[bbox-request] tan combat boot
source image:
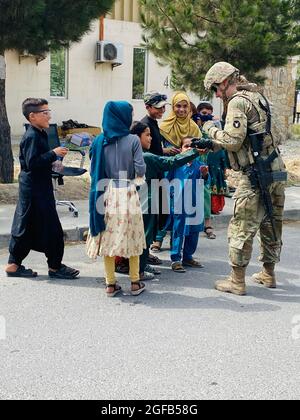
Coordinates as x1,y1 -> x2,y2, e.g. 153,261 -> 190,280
215,266 -> 246,296
252,263 -> 276,288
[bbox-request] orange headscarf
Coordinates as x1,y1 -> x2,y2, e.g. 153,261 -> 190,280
160,92 -> 201,147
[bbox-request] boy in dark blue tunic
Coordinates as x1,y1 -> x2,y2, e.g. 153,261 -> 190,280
5,98 -> 79,279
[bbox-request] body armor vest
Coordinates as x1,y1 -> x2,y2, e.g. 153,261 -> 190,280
226,89 -> 284,172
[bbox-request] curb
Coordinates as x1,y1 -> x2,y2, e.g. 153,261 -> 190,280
1,210 -> 300,251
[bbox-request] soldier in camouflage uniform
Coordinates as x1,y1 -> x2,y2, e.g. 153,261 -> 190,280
203,62 -> 287,296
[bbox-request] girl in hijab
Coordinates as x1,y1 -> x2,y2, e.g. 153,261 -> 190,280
160,92 -> 201,149
151,92 -> 202,253
87,101 -> 146,297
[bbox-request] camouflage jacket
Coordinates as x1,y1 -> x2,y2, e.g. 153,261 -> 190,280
205,85 -> 285,172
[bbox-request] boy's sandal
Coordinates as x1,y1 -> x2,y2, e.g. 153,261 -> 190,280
147,254 -> 163,265
49,265 -> 80,280
204,227 -> 216,240
131,281 -> 146,296
182,259 -> 204,268
6,265 -> 38,278
106,283 -> 122,297
150,242 -> 162,253
171,262 -> 186,273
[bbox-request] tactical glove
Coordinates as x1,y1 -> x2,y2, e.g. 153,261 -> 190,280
191,138 -> 214,150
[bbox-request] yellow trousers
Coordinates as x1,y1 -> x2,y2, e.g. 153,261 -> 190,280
104,256 -> 140,285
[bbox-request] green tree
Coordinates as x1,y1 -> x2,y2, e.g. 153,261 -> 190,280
140,0 -> 300,94
0,0 -> 115,183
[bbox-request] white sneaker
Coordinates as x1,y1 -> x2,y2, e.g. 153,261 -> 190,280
145,265 -> 161,275
140,272 -> 155,281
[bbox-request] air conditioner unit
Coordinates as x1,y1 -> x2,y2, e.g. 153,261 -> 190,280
96,41 -> 124,66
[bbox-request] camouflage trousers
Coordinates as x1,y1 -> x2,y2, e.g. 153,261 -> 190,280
228,175 -> 285,268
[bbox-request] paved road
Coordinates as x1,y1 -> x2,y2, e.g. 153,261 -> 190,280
0,224 -> 299,400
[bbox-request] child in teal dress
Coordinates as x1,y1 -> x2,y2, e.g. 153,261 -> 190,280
165,137 -> 206,273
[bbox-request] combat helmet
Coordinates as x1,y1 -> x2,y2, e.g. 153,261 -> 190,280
204,62 -> 239,91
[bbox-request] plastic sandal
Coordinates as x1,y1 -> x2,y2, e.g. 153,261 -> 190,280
6,265 -> 38,278
182,259 -> 204,268
140,272 -> 155,281
147,254 -> 163,265
106,283 -> 122,297
171,262 -> 186,273
49,265 -> 80,280
144,265 -> 161,275
131,281 -> 146,296
150,242 -> 162,253
204,227 -> 216,240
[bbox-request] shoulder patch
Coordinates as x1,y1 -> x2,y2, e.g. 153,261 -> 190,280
233,120 -> 241,129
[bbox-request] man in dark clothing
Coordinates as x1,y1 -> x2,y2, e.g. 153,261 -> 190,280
142,92 -> 178,157
141,92 -> 175,267
141,91 -> 167,156
5,98 -> 79,280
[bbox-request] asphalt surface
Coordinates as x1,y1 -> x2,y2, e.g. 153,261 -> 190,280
0,223 -> 299,400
